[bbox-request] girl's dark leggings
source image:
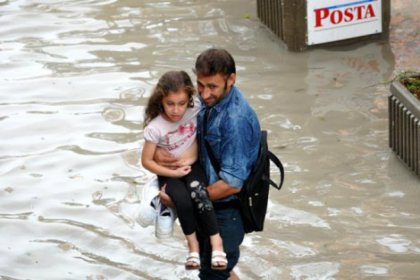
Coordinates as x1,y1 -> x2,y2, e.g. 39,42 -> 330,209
158,161 -> 219,236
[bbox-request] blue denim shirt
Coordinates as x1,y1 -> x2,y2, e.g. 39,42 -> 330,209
197,85 -> 261,201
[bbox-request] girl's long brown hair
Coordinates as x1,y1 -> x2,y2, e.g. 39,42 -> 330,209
144,70 -> 195,127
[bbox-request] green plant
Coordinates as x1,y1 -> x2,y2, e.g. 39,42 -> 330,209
396,70 -> 420,100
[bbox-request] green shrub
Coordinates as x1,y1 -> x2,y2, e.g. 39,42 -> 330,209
397,71 -> 420,100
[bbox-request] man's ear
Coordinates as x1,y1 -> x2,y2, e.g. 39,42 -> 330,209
228,73 -> 236,87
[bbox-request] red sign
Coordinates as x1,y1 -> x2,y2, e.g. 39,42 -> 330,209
315,4 -> 376,28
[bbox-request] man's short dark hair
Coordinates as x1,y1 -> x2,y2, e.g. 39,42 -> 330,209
194,48 -> 236,77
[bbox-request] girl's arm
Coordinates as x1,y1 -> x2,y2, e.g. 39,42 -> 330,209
142,141 -> 191,178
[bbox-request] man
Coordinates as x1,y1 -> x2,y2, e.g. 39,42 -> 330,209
158,48 -> 260,279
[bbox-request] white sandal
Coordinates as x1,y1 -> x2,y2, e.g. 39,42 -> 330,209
185,252 -> 201,270
211,251 -> 228,270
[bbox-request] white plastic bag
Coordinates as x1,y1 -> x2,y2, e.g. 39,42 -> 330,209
136,176 -> 160,227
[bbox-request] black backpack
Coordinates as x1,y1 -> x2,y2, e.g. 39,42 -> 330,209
205,130 -> 285,233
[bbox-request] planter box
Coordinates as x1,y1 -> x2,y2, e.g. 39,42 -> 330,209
389,80 -> 420,177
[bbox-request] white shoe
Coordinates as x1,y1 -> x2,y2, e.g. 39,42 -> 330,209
136,177 -> 160,228
137,195 -> 159,227
155,204 -> 177,239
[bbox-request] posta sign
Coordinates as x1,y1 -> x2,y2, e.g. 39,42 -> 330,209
307,0 -> 382,45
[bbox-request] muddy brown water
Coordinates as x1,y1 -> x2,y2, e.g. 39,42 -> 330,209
1,0 -> 419,279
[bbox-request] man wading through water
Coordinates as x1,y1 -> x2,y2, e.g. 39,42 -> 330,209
156,48 -> 261,279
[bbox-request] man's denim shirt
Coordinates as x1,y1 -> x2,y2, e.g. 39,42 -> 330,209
197,85 -> 261,202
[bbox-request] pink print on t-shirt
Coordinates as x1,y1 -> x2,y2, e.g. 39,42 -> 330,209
164,121 -> 196,152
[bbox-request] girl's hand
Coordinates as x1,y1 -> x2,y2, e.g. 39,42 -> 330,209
173,165 -> 191,177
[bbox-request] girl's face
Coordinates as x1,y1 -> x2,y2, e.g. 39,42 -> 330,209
161,90 -> 189,122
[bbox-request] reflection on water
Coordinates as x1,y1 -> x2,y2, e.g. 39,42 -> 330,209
1,0 -> 419,279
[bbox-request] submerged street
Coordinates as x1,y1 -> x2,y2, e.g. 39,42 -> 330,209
0,0 -> 419,279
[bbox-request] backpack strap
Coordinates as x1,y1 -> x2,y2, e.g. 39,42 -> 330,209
205,140 -> 220,174
267,150 -> 284,190
203,108 -> 221,174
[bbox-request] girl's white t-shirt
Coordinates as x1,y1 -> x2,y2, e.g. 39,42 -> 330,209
143,97 -> 201,157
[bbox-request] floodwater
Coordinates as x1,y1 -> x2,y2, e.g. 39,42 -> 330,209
1,0 -> 419,279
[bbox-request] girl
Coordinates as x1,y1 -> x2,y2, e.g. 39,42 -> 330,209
141,70 -> 227,270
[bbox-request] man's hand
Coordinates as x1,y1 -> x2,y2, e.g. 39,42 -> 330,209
154,147 -> 180,168
207,179 -> 241,201
159,185 -> 174,207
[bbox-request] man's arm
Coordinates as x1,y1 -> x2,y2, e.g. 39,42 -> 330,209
153,146 -> 180,168
215,114 -> 259,194
207,179 -> 240,201
142,142 -> 191,178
